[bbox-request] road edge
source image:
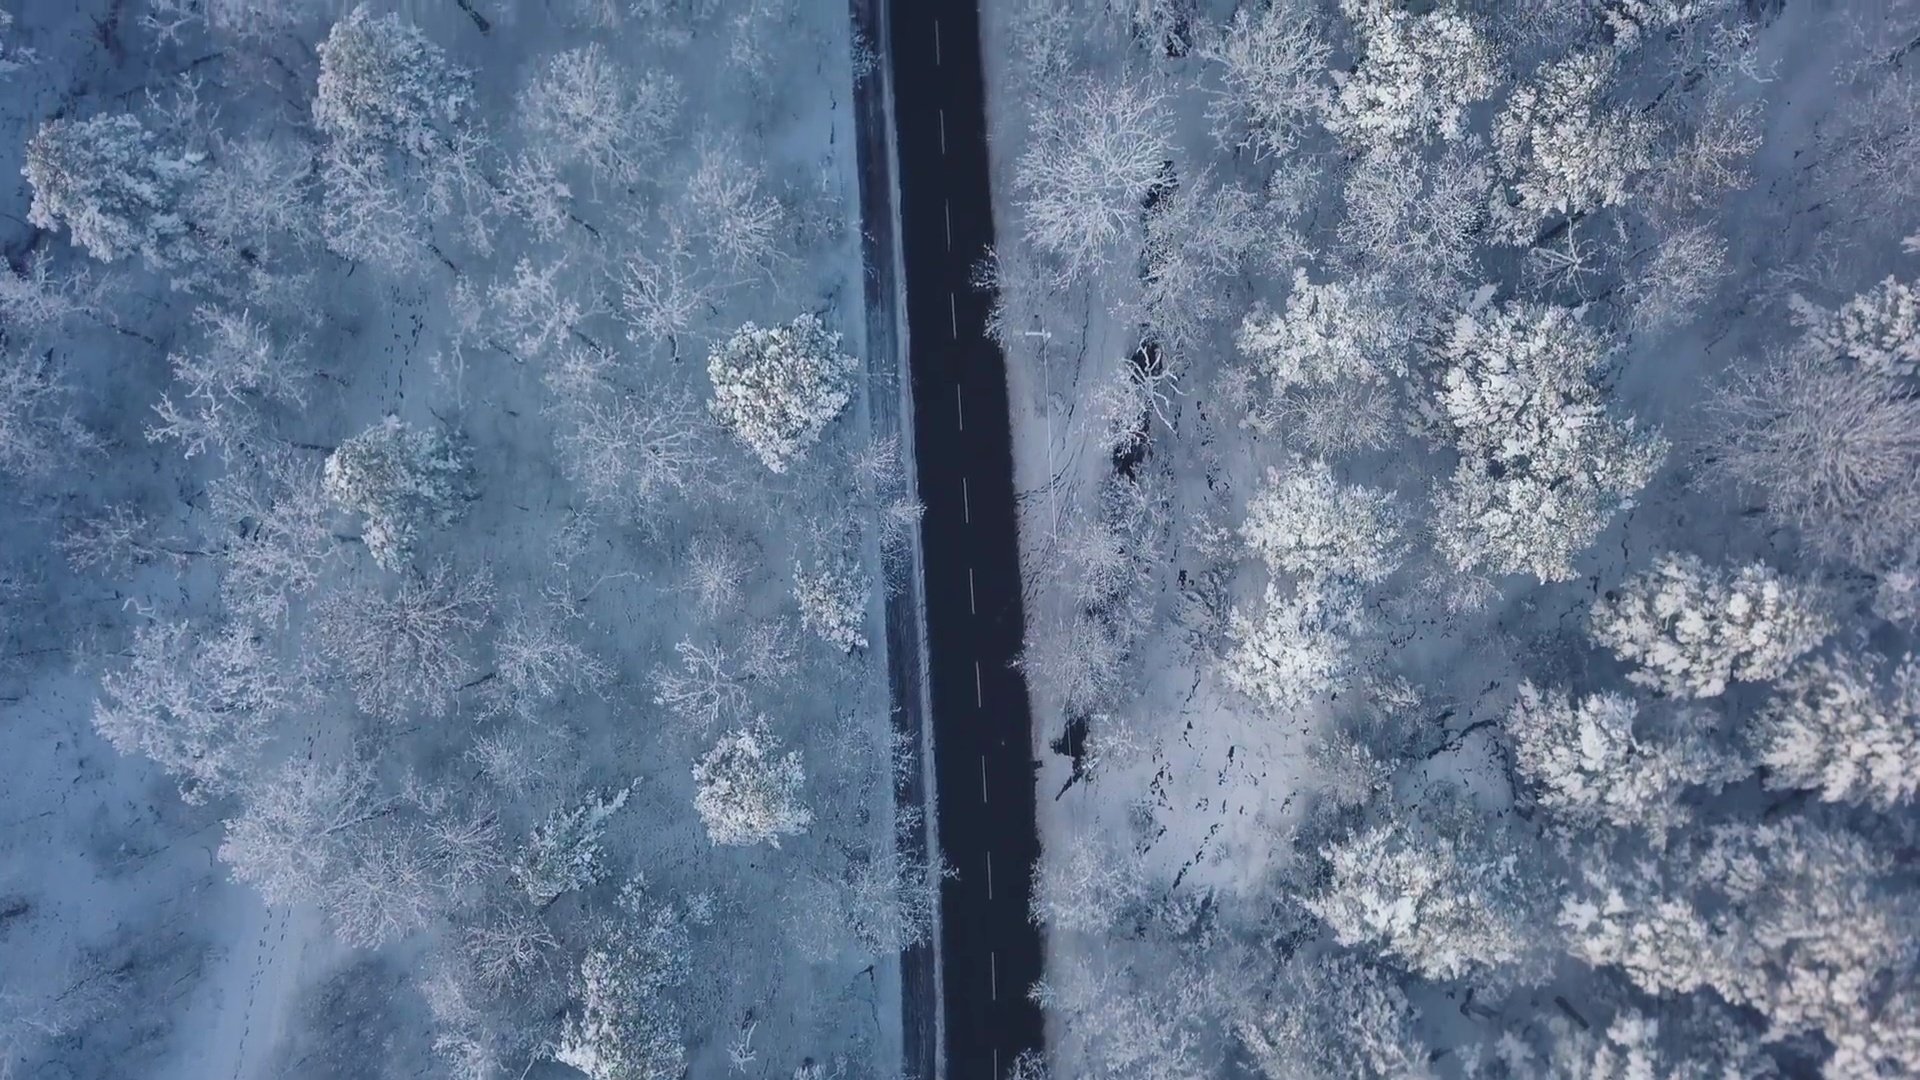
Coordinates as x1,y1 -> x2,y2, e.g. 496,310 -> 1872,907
847,2 -> 944,1079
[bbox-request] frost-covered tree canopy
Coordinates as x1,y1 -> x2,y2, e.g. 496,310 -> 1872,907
1752,651 -> 1920,809
692,718 -> 812,847
1235,270 -> 1411,392
1013,74 -> 1173,278
1240,457 -> 1405,584
1308,801 -> 1552,987
324,416 -> 473,570
24,113 -> 195,265
1490,50 -> 1658,244
556,881 -> 697,1080
1235,953 -> 1430,1080
314,4 -> 472,157
93,621 -> 310,805
1222,579 -> 1368,711
1326,0 -> 1501,147
1589,553 -> 1831,699
706,314 -> 857,474
1432,300 -> 1666,582
1504,682 -> 1741,839
1563,818 -> 1920,1077
793,560 -> 870,652
513,787 -> 631,905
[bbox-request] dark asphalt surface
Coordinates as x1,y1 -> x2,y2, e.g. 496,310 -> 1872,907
883,0 -> 1048,1075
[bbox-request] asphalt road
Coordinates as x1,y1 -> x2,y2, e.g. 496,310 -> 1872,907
883,0 -> 1048,1075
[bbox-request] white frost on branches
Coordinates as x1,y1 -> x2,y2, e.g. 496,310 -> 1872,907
314,4 -> 471,159
692,718 -> 812,847
1793,275 -> 1920,378
1753,652 -> 1920,809
1326,0 -> 1501,148
24,113 -> 195,266
1504,682 -> 1740,839
316,563 -> 494,720
93,621 -> 310,805
555,881 -> 697,1080
1013,74 -> 1173,281
1308,803 -> 1551,987
1431,301 -> 1665,583
517,44 -> 677,189
1240,457 -> 1405,585
1222,580 -> 1368,711
707,314 -> 856,474
324,416 -> 472,570
1235,270 -> 1412,393
1588,554 -> 1831,699
1235,953 -> 1430,1080
1489,50 -> 1658,245
1562,818 -> 1920,1078
793,561 -> 869,653
1200,1 -> 1331,159
513,786 -> 631,905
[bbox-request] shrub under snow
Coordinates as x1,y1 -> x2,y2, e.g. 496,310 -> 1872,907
324,416 -> 473,570
793,561 -> 870,652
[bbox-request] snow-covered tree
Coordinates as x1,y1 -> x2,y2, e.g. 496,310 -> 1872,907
706,314 -> 856,474
1223,580 -> 1368,711
676,137 -> 788,279
1431,300 -> 1666,582
1200,1 -> 1331,158
1588,554 -> 1831,699
1626,224 -> 1727,335
555,881 -> 698,1080
1308,801 -> 1553,987
314,4 -> 471,159
513,786 -> 631,906
1504,682 -> 1741,840
148,306 -> 308,460
1563,818 -> 1920,1077
488,256 -> 593,360
1136,168 -> 1264,353
1752,652 -> 1920,809
1338,140 -> 1489,292
1326,0 -> 1501,148
184,135 -> 317,255
1030,834 -> 1150,933
1702,338 -> 1920,568
517,44 -> 677,189
793,561 -> 869,652
1512,1006 -> 1779,1080
692,718 -> 811,847
1489,50 -> 1658,245
1235,953 -> 1431,1080
1795,275 -> 1920,378
324,416 -> 473,570
551,378 -> 716,521
0,347 -> 94,479
93,620 -> 311,804
1013,74 -> 1173,281
219,755 -> 389,911
23,113 -> 196,266
316,563 -> 493,720
1236,270 -> 1412,393
209,450 -> 340,625
1240,457 -> 1406,584
486,607 -> 613,720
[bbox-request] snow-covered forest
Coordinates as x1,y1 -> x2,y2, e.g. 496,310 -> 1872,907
0,1 -> 927,1077
982,1 -> 1920,1078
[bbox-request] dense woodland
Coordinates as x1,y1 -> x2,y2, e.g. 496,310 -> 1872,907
0,2 -> 926,1078
986,1 -> 1920,1078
